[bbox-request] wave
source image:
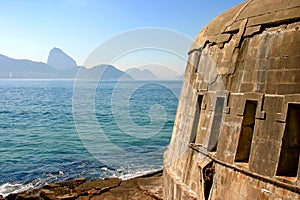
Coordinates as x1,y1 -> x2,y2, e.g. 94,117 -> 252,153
0,168 -> 161,197
0,182 -> 35,197
115,168 -> 162,180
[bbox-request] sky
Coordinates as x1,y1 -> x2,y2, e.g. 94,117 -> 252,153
0,0 -> 245,72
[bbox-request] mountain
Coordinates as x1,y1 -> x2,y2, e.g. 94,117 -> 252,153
125,68 -> 158,80
134,65 -> 184,80
47,48 -> 77,71
0,53 -> 132,80
0,54 -> 57,78
78,65 -> 133,80
0,48 -> 183,80
173,75 -> 184,80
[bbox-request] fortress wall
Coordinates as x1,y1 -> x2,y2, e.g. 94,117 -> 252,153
164,0 -> 300,199
210,164 -> 300,200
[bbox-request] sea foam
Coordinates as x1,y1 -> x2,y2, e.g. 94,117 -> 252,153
0,182 -> 34,197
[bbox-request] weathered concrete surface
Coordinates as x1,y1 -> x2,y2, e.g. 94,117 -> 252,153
5,172 -> 163,200
164,0 -> 300,199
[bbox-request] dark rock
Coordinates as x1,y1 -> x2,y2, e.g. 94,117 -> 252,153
76,178 -> 121,191
5,172 -> 163,200
5,193 -> 17,200
43,184 -> 60,189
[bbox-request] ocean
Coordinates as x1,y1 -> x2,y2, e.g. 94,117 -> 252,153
0,80 -> 181,197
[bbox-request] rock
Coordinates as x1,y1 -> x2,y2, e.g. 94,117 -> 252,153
6,171 -> 163,200
76,178 -> 121,191
39,189 -> 54,194
76,196 -> 90,200
56,193 -> 78,200
137,177 -> 163,199
43,184 -> 60,189
47,47 -> 77,71
5,193 -> 17,200
74,177 -> 86,182
40,189 -> 55,199
6,193 -> 42,200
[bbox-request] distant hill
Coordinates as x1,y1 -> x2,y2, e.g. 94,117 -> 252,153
0,48 -> 183,80
0,54 -> 57,78
135,65 -> 184,80
78,65 -> 133,80
47,47 -> 77,71
0,54 -> 132,80
0,49 -> 135,80
173,74 -> 184,80
125,68 -> 158,80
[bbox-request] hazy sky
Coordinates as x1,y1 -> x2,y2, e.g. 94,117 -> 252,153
0,0 -> 244,69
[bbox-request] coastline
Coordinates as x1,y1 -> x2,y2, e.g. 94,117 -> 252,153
1,170 -> 163,200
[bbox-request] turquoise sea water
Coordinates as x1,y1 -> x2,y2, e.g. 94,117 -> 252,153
0,80 -> 181,196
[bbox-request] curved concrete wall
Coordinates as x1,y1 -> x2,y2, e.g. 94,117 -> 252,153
164,0 -> 300,199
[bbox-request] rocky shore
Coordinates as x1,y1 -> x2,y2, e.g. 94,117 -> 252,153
1,171 -> 163,200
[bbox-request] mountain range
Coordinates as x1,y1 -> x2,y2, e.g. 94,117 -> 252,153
0,48 -> 183,80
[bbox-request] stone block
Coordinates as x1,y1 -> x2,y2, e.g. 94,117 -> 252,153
279,42 -> 300,57
257,70 -> 267,83
247,185 -> 261,200
278,57 -> 289,70
282,69 -> 299,83
295,85 -> 300,94
270,0 -> 298,11
247,7 -> 300,27
269,37 -> 281,57
238,3 -> 266,20
242,70 -> 253,83
239,182 -> 248,197
223,20 -> 242,33
231,70 -> 243,90
240,83 -> 254,92
248,13 -> 274,27
265,84 -> 277,94
257,59 -> 269,71
250,140 -> 279,176
238,39 -> 250,60
285,55 -> 300,70
255,83 -> 266,93
217,33 -> 232,44
278,84 -> 297,95
244,25 -> 261,37
228,76 -> 238,93
246,45 -> 259,59
294,29 -> 300,43
217,51 -> 224,62
248,34 -> 261,47
268,57 -> 280,70
259,189 -> 273,200
274,7 -> 300,25
231,182 -> 241,195
235,60 -> 245,71
266,70 -> 283,83
244,59 -> 257,71
281,29 -> 296,43
295,71 -> 300,83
